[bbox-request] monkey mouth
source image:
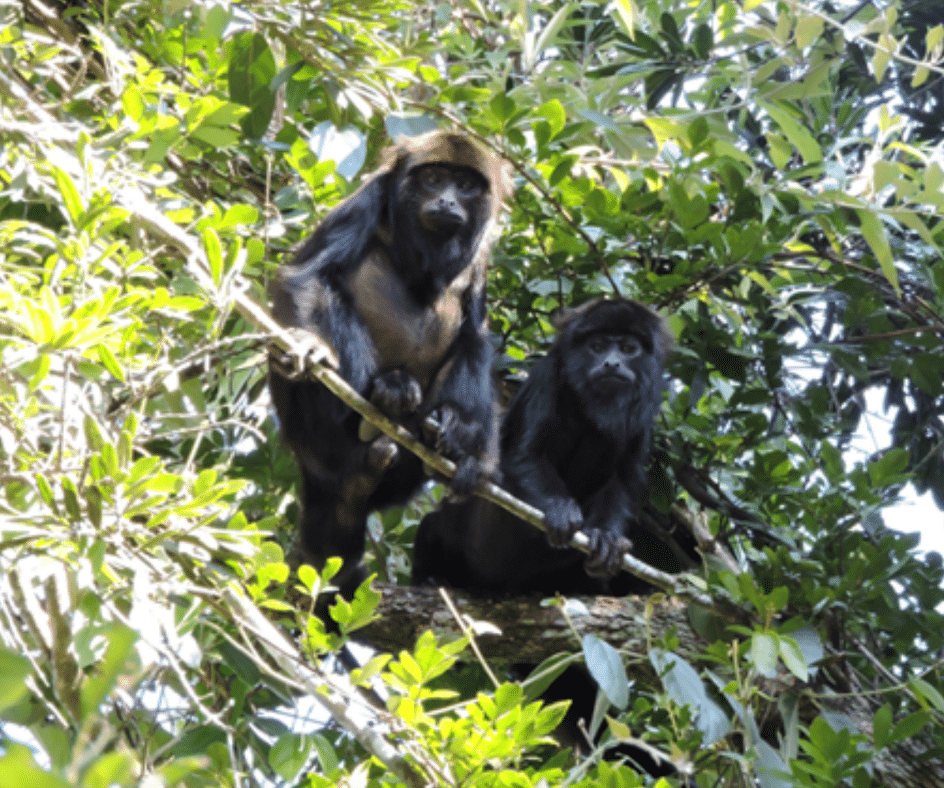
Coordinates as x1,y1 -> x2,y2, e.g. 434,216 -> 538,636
589,373 -> 633,396
420,210 -> 464,234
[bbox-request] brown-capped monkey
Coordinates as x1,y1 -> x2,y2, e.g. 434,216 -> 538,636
269,130 -> 512,598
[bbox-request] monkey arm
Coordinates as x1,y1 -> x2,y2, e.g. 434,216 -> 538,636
423,285 -> 498,492
501,371 -> 586,547
272,260 -> 378,395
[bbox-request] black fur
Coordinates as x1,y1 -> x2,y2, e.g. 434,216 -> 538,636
411,297 -> 676,775
412,297 -> 671,595
270,131 -> 510,598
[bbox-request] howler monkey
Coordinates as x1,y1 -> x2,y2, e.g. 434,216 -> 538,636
412,297 -> 671,595
269,130 -> 512,598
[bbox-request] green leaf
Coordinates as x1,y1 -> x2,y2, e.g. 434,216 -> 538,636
687,116 -> 709,148
310,733 -> 339,773
172,725 -> 227,758
269,733 -> 312,782
790,626 -> 824,672
610,0 -> 635,37
203,228 -> 224,286
795,15 -> 824,48
534,3 -> 576,59
490,94 -> 516,123
0,744 -> 73,788
778,636 -> 808,681
873,704 -> 892,749
536,99 -> 566,140
888,710 -> 930,743
0,648 -> 31,711
51,166 -> 83,224
909,677 -> 944,713
857,209 -> 899,294
751,632 -> 779,678
83,752 -> 135,788
761,102 -> 822,164
755,740 -> 792,788
868,448 -> 910,486
84,486 -> 103,529
228,31 -> 276,138
583,634 -> 628,709
692,23 -> 713,59
190,125 -> 241,148
650,648 -> 730,744
218,642 -> 261,685
96,344 -> 125,382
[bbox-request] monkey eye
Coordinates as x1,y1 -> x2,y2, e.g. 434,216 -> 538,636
455,175 -> 483,196
419,167 -> 445,188
620,338 -> 642,356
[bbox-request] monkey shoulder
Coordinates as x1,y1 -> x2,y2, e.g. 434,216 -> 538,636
343,249 -> 473,388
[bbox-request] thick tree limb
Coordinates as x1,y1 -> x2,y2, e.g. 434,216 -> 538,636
357,583 -> 944,788
357,582 -> 697,666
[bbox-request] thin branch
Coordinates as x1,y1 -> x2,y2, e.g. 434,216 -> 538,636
790,0 -> 944,78
220,586 -> 433,788
437,586 -> 501,689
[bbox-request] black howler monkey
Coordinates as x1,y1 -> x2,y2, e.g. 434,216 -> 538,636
270,130 -> 512,598
412,297 -> 672,595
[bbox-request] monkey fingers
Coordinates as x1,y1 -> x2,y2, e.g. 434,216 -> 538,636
366,435 -> 399,471
338,435 -> 401,506
424,406 -> 480,456
271,327 -> 339,377
543,498 -> 584,548
583,531 -> 633,578
424,406 -> 488,492
370,369 -> 423,418
448,455 -> 485,496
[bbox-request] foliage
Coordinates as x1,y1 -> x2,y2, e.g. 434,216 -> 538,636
1,0 -> 944,786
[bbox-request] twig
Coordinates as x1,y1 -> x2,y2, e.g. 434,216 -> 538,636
437,586 -> 501,689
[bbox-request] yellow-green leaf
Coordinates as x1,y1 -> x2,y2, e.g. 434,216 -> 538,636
857,210 -> 899,294
762,102 -> 822,164
795,15 -> 824,49
203,228 -> 224,285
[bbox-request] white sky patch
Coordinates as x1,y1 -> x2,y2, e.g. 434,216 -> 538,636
853,389 -> 944,556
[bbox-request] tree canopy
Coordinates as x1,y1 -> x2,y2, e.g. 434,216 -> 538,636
1,1 -> 944,786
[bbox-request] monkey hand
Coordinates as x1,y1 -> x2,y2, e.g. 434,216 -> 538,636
583,530 -> 633,578
370,369 -> 422,419
544,498 -> 584,548
424,406 -> 488,495
271,327 -> 339,377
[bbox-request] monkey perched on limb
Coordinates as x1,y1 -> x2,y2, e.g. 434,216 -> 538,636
413,297 -> 672,595
269,130 -> 512,598
412,297 -> 681,780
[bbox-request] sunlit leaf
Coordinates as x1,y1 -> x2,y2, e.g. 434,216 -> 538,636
583,634 -> 628,709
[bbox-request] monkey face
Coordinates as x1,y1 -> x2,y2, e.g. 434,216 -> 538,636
581,334 -> 644,396
574,334 -> 645,398
409,164 -> 487,235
